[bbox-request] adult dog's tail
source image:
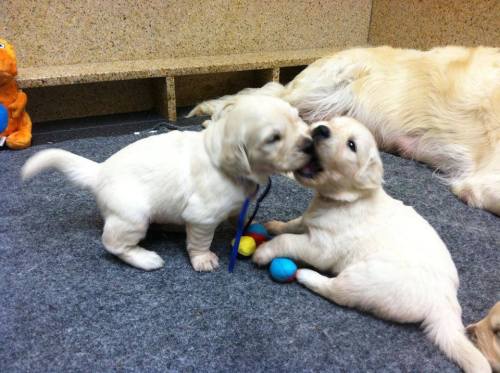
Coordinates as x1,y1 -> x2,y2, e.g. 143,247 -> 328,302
423,300 -> 491,372
22,149 -> 100,190
187,82 -> 286,119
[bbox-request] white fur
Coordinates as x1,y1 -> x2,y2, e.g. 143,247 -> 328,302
190,46 -> 500,216
253,117 -> 491,373
22,96 -> 311,271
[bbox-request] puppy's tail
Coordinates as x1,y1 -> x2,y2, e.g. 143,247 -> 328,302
22,149 -> 100,190
423,299 -> 491,373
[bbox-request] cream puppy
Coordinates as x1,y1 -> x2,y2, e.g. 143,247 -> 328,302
252,117 -> 491,372
22,96 -> 312,272
189,46 -> 500,216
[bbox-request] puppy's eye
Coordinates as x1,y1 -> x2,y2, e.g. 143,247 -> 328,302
0,44 -> 4,49
266,133 -> 281,144
347,139 -> 357,152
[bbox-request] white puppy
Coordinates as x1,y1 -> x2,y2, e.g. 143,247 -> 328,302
22,96 -> 312,271
190,46 -> 500,216
252,117 -> 491,372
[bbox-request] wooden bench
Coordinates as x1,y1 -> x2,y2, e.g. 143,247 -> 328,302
17,48 -> 336,122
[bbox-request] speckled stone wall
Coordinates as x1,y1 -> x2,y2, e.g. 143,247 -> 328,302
3,0 -> 371,68
26,80 -> 155,123
2,0 -> 371,122
369,0 -> 500,48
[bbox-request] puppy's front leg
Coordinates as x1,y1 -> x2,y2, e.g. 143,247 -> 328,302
252,233 -> 311,266
186,223 -> 219,272
265,217 -> 306,235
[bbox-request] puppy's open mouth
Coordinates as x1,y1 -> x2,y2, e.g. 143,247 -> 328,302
295,150 -> 323,179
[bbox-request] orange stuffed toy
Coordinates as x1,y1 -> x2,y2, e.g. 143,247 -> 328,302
0,38 -> 32,149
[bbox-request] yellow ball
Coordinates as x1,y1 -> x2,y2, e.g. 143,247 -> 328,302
231,236 -> 257,257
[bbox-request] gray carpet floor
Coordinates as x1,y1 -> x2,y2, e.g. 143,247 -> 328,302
1,119 -> 499,372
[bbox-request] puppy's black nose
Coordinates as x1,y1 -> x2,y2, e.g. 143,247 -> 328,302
312,125 -> 330,141
301,137 -> 314,154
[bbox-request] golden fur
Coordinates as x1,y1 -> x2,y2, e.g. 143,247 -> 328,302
467,302 -> 500,372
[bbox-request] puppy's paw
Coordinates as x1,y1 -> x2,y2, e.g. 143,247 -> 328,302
122,249 -> 165,271
296,269 -> 328,291
252,243 -> 275,266
190,251 -> 220,272
264,220 -> 287,235
296,268 -> 319,284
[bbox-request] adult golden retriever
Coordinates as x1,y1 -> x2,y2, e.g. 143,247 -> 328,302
191,46 -> 500,216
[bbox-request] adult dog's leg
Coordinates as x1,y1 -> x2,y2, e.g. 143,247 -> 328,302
186,223 -> 219,272
451,151 -> 500,216
102,215 -> 164,271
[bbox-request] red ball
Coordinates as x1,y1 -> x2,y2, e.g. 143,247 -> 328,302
244,232 -> 267,246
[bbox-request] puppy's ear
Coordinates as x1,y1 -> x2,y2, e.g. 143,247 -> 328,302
203,110 -> 252,178
355,149 -> 383,190
212,101 -> 236,121
219,141 -> 252,177
466,323 -> 478,342
200,100 -> 235,126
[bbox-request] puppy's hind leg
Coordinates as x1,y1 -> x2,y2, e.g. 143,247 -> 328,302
296,269 -> 351,306
186,223 -> 219,272
298,263 -> 423,323
102,215 -> 164,271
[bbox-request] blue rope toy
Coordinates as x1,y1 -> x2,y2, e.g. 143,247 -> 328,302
228,178 -> 272,272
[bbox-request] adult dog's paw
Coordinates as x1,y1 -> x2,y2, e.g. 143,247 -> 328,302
190,251 -> 220,272
264,220 -> 287,235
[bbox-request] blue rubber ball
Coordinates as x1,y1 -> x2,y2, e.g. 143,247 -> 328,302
0,103 -> 8,133
245,223 -> 269,238
269,258 -> 297,283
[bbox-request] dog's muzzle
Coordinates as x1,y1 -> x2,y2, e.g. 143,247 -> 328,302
295,142 -> 323,179
300,137 -> 314,154
312,125 -> 330,142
